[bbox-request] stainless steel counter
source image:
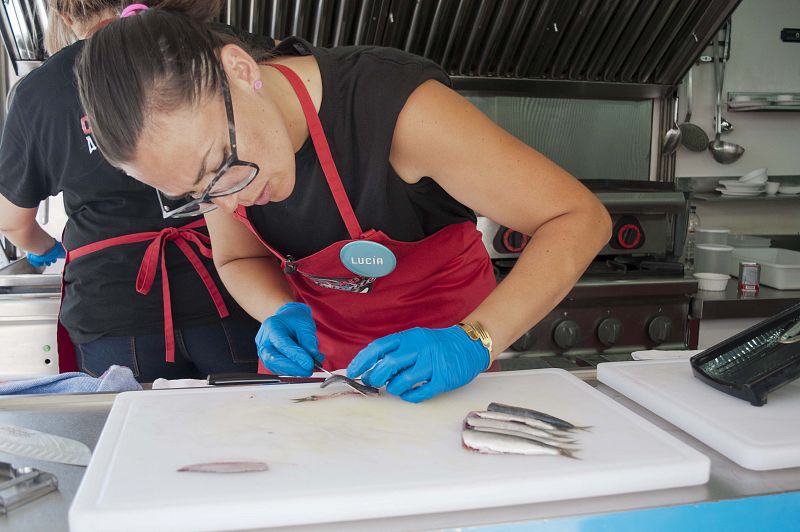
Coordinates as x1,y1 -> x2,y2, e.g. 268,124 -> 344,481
0,375 -> 797,532
691,280 -> 800,320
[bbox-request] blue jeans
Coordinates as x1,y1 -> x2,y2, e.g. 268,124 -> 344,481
76,316 -> 259,382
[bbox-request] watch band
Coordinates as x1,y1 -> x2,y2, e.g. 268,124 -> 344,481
457,321 -> 494,367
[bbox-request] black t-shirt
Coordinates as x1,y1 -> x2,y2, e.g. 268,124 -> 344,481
247,38 -> 475,259
0,41 -> 251,343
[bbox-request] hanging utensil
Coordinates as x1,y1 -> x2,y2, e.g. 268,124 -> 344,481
678,68 -> 709,151
661,95 -> 682,155
708,30 -> 744,164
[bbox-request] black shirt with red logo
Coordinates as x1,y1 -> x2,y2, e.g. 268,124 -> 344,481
0,40 -> 255,343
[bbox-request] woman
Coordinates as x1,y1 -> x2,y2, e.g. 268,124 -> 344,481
77,1 -> 611,401
0,0 -> 271,381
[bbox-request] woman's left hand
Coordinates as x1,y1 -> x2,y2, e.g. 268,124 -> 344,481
346,326 -> 489,403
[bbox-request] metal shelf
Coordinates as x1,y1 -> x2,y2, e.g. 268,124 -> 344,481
727,92 -> 800,111
692,192 -> 800,201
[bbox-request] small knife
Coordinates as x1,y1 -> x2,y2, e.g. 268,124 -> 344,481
206,373 -> 326,386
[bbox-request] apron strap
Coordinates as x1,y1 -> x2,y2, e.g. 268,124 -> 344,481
66,219 -> 229,363
265,63 -> 364,240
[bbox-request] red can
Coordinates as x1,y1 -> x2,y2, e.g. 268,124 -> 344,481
738,262 -> 760,293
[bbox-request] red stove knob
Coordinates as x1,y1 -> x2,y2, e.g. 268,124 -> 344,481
501,229 -> 530,253
611,215 -> 645,250
617,223 -> 642,249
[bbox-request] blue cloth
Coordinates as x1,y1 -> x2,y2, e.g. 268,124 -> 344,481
347,326 -> 490,403
0,365 -> 141,395
256,302 -> 324,377
26,241 -> 66,267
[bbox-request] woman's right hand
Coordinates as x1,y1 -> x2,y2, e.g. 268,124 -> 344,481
256,302 -> 323,376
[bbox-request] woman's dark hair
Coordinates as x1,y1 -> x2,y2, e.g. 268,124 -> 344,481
76,0 -> 260,167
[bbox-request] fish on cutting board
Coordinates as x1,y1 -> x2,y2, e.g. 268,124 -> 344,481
488,402 -> 592,431
177,461 -> 269,473
462,403 -> 585,458
461,428 -> 578,459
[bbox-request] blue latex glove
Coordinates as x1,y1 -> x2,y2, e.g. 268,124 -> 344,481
256,302 -> 324,376
347,326 -> 490,403
26,241 -> 66,267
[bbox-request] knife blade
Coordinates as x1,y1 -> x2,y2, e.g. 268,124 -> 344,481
206,373 -> 326,386
0,424 -> 91,466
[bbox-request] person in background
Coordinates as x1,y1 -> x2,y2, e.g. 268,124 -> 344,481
77,1 -> 612,401
0,0 -> 274,382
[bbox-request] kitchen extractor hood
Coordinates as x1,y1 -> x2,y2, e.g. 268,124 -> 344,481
221,0 -> 743,99
1,0 -> 742,99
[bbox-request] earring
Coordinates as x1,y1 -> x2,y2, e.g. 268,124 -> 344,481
253,79 -> 263,90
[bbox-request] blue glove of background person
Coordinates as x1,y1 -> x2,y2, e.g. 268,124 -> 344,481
26,241 -> 66,267
256,302 -> 324,376
347,326 -> 490,403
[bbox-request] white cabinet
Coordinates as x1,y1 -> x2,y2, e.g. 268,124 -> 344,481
0,294 -> 60,376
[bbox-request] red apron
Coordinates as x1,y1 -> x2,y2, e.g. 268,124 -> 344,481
234,64 -> 496,371
57,219 -> 229,371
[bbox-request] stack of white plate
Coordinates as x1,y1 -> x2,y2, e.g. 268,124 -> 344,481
715,167 -> 768,197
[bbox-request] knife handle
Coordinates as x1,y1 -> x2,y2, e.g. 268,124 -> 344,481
206,373 -> 280,385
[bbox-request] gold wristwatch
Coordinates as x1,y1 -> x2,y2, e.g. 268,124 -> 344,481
457,321 -> 494,367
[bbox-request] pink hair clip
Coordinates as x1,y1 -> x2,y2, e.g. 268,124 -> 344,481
121,3 -> 149,18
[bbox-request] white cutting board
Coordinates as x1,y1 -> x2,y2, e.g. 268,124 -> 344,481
597,360 -> 800,471
69,369 -> 709,532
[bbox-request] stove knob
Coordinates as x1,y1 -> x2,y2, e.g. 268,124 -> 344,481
553,320 -> 581,350
611,215 -> 645,250
597,318 -> 623,347
501,229 -> 530,253
647,316 -> 673,345
511,330 -> 536,351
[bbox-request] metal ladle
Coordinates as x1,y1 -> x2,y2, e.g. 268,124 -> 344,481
708,37 -> 744,164
662,96 -> 681,155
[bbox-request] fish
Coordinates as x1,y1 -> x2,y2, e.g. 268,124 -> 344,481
470,409 -> 565,433
464,413 -> 577,446
487,402 -> 591,431
318,374 -> 381,396
461,428 -> 577,459
291,391 -> 367,403
177,461 -> 269,473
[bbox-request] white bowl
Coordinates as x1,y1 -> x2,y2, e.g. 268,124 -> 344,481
778,184 -> 800,195
765,182 -> 780,195
693,273 -> 730,291
738,168 -> 768,183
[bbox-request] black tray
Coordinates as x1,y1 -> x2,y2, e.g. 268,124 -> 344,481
690,302 -> 800,406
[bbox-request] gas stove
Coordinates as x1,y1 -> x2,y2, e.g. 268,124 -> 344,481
478,182 -> 697,366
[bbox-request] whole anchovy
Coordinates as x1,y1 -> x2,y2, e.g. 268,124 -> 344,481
487,402 -> 591,431
465,413 -> 577,445
462,428 -> 577,459
177,461 -> 269,473
318,374 -> 380,396
471,409 -> 563,433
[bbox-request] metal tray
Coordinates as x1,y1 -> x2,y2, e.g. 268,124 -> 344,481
691,302 -> 800,406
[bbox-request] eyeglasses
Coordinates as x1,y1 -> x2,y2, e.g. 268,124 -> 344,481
157,68 -> 260,218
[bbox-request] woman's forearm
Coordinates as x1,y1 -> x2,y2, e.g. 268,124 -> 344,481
0,223 -> 56,256
463,203 -> 611,359
216,256 -> 296,322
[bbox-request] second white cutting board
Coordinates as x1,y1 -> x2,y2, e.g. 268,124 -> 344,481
598,359 -> 800,471
70,369 -> 709,532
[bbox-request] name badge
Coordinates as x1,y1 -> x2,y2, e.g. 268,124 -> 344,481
340,241 -> 396,278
